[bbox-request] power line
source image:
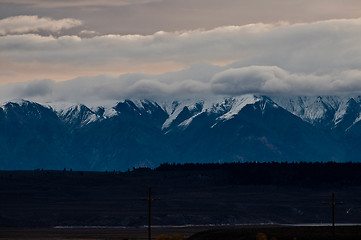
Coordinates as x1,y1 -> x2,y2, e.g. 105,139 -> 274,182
142,187 -> 160,240
323,192 -> 343,240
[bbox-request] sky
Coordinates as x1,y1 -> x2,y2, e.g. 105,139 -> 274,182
1,0 -> 361,103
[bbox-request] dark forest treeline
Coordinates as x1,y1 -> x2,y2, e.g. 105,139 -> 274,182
2,161 -> 361,186
155,161 -> 361,186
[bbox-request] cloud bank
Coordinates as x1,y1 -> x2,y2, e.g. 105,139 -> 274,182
1,0 -> 161,8
0,16 -> 82,35
2,65 -> 361,104
2,18 -> 361,72
211,66 -> 361,96
2,17 -> 361,101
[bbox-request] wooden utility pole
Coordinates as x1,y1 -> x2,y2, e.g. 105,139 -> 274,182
323,192 -> 342,240
143,187 -> 160,240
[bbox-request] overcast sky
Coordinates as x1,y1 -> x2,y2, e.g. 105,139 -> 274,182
1,0 -> 361,102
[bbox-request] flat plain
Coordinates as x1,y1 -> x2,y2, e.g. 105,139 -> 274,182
2,163 -> 361,239
2,225 -> 361,240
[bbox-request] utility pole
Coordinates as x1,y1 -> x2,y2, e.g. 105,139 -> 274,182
143,187 -> 160,240
323,192 -> 342,240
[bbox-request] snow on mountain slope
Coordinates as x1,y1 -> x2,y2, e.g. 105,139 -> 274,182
273,96 -> 340,124
272,96 -> 361,130
7,95 -> 361,132
2,95 -> 361,170
58,105 -> 101,127
161,95 -> 261,130
1,100 -> 54,120
161,99 -> 203,130
216,95 -> 260,121
47,99 -> 167,128
0,96 -> 279,131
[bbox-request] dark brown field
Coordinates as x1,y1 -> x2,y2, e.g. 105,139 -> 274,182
188,225 -> 361,240
2,164 -> 361,239
0,225 -> 212,240
1,225 -> 361,240
2,166 -> 361,227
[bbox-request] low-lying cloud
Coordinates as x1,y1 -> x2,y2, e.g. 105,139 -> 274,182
2,65 -> 361,104
211,66 -> 361,96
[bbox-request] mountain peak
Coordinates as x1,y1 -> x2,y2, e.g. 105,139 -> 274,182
1,95 -> 361,170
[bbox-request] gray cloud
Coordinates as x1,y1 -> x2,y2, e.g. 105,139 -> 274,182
0,15 -> 82,35
0,79 -> 55,101
0,0 -> 162,8
1,18 -> 361,73
0,64 -> 218,103
3,0 -> 361,36
49,68 -> 215,102
19,79 -> 55,97
79,30 -> 99,37
2,18 -> 361,101
2,65 -> 361,105
211,66 -> 361,96
211,66 -> 282,95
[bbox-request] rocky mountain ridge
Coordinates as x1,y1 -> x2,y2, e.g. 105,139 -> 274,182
1,95 -> 361,170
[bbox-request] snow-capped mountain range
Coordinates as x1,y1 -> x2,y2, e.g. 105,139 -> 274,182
2,95 -> 361,170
